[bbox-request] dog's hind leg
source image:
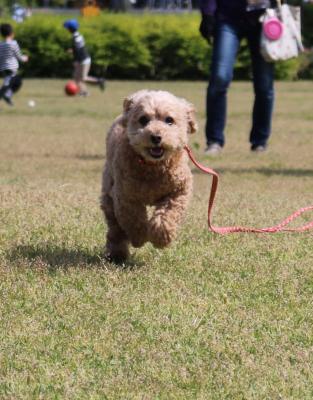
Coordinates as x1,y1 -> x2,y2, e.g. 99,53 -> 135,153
101,194 -> 130,263
114,201 -> 149,248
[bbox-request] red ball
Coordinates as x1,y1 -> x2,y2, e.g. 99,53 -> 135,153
65,81 -> 79,96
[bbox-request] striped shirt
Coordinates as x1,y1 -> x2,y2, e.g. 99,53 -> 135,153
0,39 -> 24,72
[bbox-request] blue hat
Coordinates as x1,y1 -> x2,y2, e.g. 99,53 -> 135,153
63,19 -> 79,31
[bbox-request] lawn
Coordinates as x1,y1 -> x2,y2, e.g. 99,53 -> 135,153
1,79 -> 313,399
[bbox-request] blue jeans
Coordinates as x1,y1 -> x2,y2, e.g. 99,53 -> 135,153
0,70 -> 15,100
205,18 -> 274,147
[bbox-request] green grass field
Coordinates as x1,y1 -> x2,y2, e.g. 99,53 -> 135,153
1,79 -> 313,399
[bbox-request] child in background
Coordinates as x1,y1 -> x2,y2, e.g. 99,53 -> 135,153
63,19 -> 105,96
0,23 -> 28,106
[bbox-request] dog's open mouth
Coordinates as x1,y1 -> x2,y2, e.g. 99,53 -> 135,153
148,147 -> 164,159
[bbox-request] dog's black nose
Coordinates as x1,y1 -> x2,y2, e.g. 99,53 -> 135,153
150,135 -> 162,145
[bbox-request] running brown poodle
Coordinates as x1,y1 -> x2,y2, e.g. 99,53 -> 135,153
100,90 -> 197,262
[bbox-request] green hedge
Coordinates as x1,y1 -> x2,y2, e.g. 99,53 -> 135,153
1,13 -> 312,80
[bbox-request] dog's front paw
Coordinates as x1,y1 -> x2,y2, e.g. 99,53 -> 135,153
148,216 -> 176,248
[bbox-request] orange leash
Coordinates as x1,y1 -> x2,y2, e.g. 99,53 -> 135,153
184,145 -> 313,234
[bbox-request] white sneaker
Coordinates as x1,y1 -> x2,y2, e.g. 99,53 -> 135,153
204,143 -> 222,156
251,144 -> 267,153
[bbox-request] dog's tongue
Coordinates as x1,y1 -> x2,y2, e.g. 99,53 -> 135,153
149,147 -> 164,158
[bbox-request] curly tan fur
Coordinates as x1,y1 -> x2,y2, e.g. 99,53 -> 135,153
100,90 -> 197,263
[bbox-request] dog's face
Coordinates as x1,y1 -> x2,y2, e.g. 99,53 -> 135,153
122,90 -> 197,163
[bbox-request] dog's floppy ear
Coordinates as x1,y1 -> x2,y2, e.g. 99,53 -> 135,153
121,95 -> 135,126
122,90 -> 148,126
123,95 -> 134,114
184,101 -> 198,134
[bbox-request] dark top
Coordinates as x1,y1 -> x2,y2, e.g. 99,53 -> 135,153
199,0 -> 271,17
72,31 -> 90,63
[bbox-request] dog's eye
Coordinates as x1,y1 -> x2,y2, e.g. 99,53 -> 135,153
165,116 -> 174,125
139,116 -> 150,127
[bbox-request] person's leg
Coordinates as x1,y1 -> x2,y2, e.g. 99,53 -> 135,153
82,61 -> 105,91
83,62 -> 96,83
247,25 -> 274,149
205,21 -> 241,148
0,71 -> 15,105
73,62 -> 88,95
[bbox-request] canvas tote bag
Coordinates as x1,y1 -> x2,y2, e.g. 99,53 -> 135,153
260,0 -> 304,62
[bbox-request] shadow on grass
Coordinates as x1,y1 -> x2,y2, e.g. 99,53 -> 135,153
192,167 -> 313,177
7,245 -> 143,272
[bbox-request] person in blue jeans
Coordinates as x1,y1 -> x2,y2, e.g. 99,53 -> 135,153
199,0 -> 275,154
